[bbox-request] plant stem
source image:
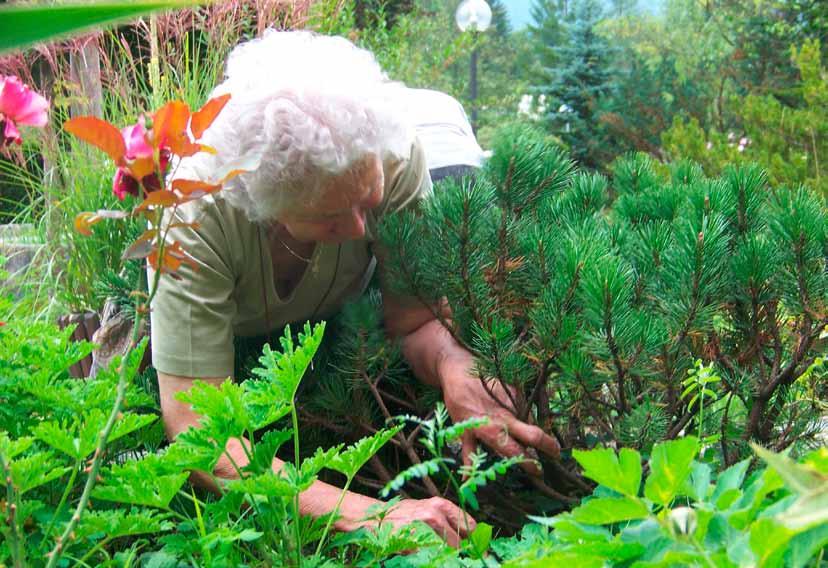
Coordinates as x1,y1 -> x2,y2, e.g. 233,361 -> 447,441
45,308 -> 143,568
291,406 -> 303,568
72,536 -> 112,567
0,452 -> 25,567
46,251 -> 160,568
313,476 -> 354,558
41,458 -> 81,546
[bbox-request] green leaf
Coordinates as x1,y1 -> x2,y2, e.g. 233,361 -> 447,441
75,508 -> 173,541
712,458 -> 751,503
225,472 -> 298,498
749,518 -> 797,567
34,410 -> 156,460
776,489 -> 828,531
571,496 -> 650,525
685,460 -> 712,502
176,380 -> 249,442
573,446 -> 642,497
644,437 -> 699,506
1,451 -> 68,494
787,524 -> 828,568
468,522 -> 492,557
752,443 -> 826,495
0,434 -> 33,459
0,1 -> 204,55
381,458 -> 445,498
251,322 -> 325,405
503,551 -> 606,568
244,429 -> 292,475
93,456 -> 188,509
300,445 -> 343,480
327,425 -> 402,479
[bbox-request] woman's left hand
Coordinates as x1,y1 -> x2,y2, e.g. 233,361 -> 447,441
439,354 -> 560,476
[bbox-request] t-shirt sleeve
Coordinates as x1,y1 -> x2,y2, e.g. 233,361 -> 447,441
149,201 -> 237,379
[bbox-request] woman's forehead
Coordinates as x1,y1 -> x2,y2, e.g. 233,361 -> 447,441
294,157 -> 384,215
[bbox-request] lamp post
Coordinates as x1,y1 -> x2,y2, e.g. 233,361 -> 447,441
455,0 -> 491,134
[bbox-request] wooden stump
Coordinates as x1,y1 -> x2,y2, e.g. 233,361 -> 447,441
57,312 -> 100,378
88,299 -> 151,379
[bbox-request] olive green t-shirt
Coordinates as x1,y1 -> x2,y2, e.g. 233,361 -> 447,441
149,140 -> 432,379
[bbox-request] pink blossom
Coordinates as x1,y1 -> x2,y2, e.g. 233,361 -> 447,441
112,167 -> 142,200
0,75 -> 49,146
111,121 -> 171,200
122,122 -> 153,160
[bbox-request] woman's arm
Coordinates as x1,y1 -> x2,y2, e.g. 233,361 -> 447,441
157,371 -> 473,544
382,295 -> 560,475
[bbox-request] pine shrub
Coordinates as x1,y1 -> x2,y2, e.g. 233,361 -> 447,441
369,124 -> 827,499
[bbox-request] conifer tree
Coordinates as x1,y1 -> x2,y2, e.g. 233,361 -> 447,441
372,124 -> 827,498
534,0 -> 618,167
528,0 -> 567,76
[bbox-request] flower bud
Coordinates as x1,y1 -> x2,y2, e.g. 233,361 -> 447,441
669,506 -> 697,536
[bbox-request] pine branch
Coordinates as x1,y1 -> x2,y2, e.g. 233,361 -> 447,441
673,231 -> 705,351
360,367 -> 440,497
603,286 -> 628,413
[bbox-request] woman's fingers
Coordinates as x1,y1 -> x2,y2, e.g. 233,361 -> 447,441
439,498 -> 477,538
461,430 -> 477,469
475,424 -> 541,476
506,418 -> 561,460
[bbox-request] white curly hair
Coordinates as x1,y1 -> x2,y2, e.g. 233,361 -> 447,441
174,30 -> 413,222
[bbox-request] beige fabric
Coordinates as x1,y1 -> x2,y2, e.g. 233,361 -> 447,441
149,140 -> 432,378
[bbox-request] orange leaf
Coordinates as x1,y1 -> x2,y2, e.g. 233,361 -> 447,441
190,94 -> 231,139
174,139 -> 205,158
166,241 -> 198,269
74,212 -> 102,236
152,101 -> 191,155
136,190 -> 179,211
64,117 -> 126,163
148,241 -> 196,276
172,179 -> 221,196
127,156 -> 156,180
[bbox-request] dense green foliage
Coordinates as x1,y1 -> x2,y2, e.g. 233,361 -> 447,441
379,125 -> 827,485
1,310 -> 826,566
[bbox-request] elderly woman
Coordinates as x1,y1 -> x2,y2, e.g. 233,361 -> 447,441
151,30 -> 559,545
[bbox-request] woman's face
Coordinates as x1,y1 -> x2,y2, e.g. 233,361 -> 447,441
277,154 -> 384,243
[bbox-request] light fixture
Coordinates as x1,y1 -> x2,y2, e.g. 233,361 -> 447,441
455,0 -> 492,32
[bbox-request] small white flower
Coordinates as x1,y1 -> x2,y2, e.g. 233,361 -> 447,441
727,132 -> 736,141
706,141 -> 713,150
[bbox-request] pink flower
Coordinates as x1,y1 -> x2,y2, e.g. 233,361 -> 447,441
0,75 -> 49,146
111,121 -> 170,200
122,122 -> 153,160
112,167 -> 142,200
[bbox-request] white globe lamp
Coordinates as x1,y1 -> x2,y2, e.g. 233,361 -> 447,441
455,0 -> 492,32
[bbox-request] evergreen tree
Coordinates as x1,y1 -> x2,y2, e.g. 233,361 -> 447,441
528,0 -> 567,74
373,125 -> 827,499
489,0 -> 512,38
535,0 -> 618,167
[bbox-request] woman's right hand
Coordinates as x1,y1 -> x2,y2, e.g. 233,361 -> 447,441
343,496 -> 477,548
